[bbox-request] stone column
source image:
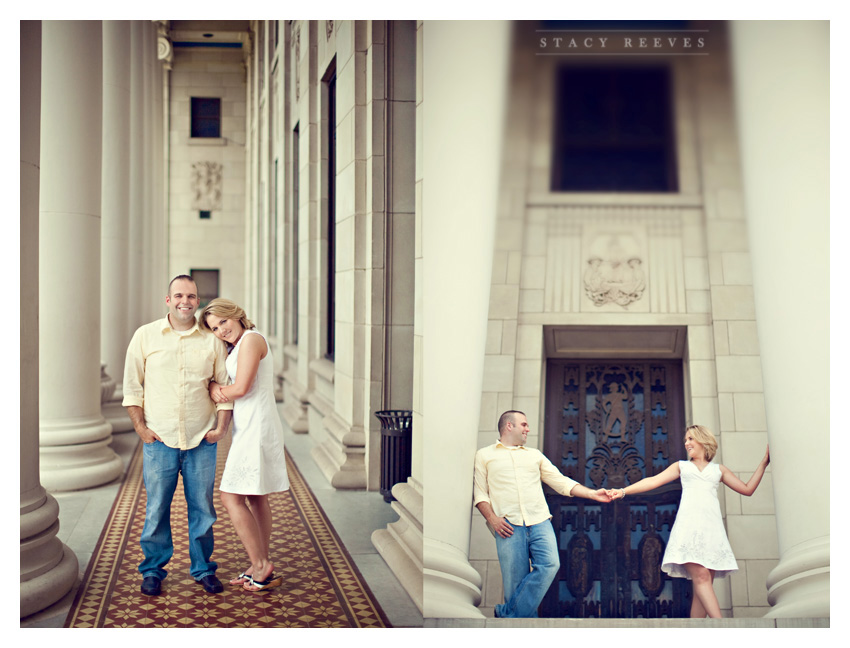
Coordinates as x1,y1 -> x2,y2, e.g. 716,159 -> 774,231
157,21 -> 173,295
142,20 -> 168,319
101,20 -> 133,433
421,21 -> 509,618
730,21 -> 829,617
20,19 -> 80,619
127,21 -> 145,329
152,22 -> 169,310
39,20 -> 123,491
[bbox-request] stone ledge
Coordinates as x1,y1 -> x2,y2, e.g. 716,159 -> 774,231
424,617 -> 829,629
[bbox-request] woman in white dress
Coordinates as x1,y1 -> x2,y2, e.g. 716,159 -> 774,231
200,299 -> 290,593
607,425 -> 769,618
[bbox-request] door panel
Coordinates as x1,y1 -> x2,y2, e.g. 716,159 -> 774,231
540,360 -> 690,618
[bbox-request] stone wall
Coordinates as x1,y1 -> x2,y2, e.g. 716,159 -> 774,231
168,45 -> 247,303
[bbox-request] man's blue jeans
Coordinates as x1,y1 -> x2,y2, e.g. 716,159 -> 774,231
494,520 -> 559,618
139,439 -> 218,581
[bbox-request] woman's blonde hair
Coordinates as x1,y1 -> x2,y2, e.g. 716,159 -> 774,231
685,424 -> 718,462
199,298 -> 255,337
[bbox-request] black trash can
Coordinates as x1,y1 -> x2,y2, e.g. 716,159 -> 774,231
375,409 -> 412,502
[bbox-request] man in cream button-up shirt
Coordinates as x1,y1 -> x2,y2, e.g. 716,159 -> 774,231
123,275 -> 233,597
473,410 -> 611,618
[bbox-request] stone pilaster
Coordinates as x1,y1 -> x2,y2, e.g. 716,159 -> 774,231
368,20 -> 422,611
281,20 -> 313,436
39,20 -> 123,491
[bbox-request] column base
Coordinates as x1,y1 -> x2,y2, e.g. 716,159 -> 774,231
40,436 -> 124,491
20,545 -> 78,619
310,411 -> 366,489
281,372 -> 309,433
424,537 -> 484,619
371,479 -> 423,612
765,535 -> 830,618
20,490 -> 79,618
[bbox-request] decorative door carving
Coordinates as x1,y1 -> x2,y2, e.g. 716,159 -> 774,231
540,360 -> 690,618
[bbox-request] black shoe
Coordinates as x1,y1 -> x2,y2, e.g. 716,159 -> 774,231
197,574 -> 223,594
141,575 -> 162,596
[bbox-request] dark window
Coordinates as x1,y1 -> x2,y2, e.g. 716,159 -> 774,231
292,124 -> 300,345
325,67 -> 336,360
199,210 -> 211,220
551,67 -> 677,192
190,269 -> 219,308
191,97 -> 221,138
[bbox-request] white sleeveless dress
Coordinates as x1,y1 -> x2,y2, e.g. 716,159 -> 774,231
661,460 -> 738,579
219,330 -> 290,495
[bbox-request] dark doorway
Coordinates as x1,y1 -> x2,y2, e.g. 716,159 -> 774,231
540,360 -> 690,618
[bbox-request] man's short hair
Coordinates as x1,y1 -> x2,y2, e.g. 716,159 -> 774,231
498,410 -> 525,436
168,274 -> 196,295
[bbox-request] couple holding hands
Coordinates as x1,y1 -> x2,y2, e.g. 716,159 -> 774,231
473,411 -> 770,619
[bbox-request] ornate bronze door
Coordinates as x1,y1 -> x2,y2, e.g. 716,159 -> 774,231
540,360 -> 690,618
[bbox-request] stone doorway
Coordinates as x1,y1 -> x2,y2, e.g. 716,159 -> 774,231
540,359 -> 691,618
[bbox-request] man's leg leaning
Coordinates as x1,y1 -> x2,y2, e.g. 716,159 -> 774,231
494,524 -> 531,618
496,520 -> 559,618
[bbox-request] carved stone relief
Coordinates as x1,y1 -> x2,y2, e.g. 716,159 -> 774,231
583,233 -> 646,309
541,207 -> 689,314
326,20 -> 334,40
190,162 -> 223,211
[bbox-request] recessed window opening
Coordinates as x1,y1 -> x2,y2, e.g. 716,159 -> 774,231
551,66 -> 678,192
191,97 -> 221,138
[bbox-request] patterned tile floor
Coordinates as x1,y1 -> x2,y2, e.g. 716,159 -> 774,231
22,411 -> 421,629
65,435 -> 387,628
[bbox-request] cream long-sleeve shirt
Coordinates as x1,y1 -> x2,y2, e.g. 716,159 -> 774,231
123,317 -> 232,450
473,440 -> 579,527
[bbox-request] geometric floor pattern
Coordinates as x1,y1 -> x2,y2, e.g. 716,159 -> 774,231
64,435 -> 389,628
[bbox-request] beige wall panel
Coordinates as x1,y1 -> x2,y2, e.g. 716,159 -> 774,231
715,356 -> 763,393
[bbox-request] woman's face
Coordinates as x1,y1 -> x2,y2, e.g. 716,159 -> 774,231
684,431 -> 706,461
205,314 -> 244,345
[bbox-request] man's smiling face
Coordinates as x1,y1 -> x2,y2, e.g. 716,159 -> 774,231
166,278 -> 200,330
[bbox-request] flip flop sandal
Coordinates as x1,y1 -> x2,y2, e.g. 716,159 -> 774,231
243,573 -> 283,592
229,572 -> 250,585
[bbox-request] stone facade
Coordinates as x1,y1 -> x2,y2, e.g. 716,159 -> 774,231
245,20 -> 422,612
469,21 -> 778,618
